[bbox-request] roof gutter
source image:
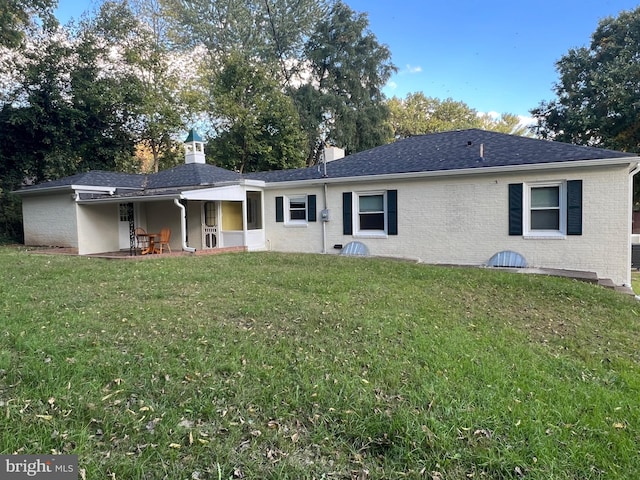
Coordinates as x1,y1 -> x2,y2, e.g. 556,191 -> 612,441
13,184 -> 121,196
71,185 -> 117,194
260,156 -> 640,189
76,194 -> 182,204
174,198 -> 196,253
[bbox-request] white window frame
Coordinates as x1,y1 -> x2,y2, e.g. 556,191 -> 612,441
285,194 -> 308,227
246,192 -> 262,231
524,181 -> 566,239
354,191 -> 387,237
204,201 -> 217,227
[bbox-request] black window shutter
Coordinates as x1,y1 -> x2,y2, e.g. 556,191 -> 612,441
343,192 -> 352,235
308,195 -> 317,222
275,196 -> 284,222
387,189 -> 398,235
567,180 -> 583,235
508,183 -> 523,235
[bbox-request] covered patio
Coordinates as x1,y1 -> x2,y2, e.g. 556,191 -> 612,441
71,180 -> 266,256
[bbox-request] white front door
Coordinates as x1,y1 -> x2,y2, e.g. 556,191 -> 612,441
202,201 -> 218,249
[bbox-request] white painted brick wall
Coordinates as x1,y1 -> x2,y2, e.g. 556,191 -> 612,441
264,188 -> 324,253
22,193 -> 78,247
265,164 -> 632,286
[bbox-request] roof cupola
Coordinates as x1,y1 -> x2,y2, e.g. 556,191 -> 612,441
184,129 -> 206,164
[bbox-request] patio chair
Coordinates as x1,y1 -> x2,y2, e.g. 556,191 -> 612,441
158,228 -> 171,254
134,227 -> 149,253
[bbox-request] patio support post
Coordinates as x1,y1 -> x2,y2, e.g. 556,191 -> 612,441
127,203 -> 136,256
627,162 -> 640,286
242,196 -> 248,248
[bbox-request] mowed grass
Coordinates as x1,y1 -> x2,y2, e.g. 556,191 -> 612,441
1,246 -> 640,479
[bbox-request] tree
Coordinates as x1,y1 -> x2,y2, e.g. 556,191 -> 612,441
0,0 -> 197,240
531,6 -> 640,152
258,0 -> 327,85
388,92 -> 529,138
0,105 -> 32,241
0,3 -> 147,186
162,0 -> 395,164
0,0 -> 56,48
293,1 -> 396,164
206,53 -> 307,173
110,0 -> 192,172
0,32 -> 83,241
1,36 -> 88,182
387,94 -> 478,138
477,112 -> 529,136
161,0 -> 323,81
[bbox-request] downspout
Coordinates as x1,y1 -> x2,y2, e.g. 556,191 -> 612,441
174,198 -> 196,253
322,183 -> 328,254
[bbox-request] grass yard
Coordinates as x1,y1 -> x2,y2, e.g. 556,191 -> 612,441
1,246 -> 640,479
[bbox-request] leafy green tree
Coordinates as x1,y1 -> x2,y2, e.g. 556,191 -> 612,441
1,37 -> 84,182
294,1 -> 395,164
477,112 -> 529,136
0,34 -> 79,241
163,0 -> 395,165
0,106 -> 30,241
110,0 -> 191,172
531,6 -> 640,151
73,4 -> 144,171
387,94 -> 477,138
162,0 -> 323,79
388,92 -> 529,138
257,0 -> 326,85
0,0 -> 56,48
0,5 -> 142,187
206,53 -> 307,173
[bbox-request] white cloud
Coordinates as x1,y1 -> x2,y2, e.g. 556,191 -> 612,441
478,111 -> 535,126
403,64 -> 422,74
386,81 -> 398,90
517,115 -> 536,129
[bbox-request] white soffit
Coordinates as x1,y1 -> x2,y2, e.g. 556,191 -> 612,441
181,185 -> 246,201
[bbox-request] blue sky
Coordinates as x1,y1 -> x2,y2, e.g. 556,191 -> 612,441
55,0 -> 640,118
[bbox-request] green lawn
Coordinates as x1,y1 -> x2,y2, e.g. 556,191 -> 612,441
1,246 -> 640,479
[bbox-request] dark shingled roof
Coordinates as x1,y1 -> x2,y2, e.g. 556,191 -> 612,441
17,163 -> 243,195
19,170 -> 145,191
146,163 -> 243,189
17,130 -> 636,195
246,129 -> 634,183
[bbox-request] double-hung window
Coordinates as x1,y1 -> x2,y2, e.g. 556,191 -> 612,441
357,192 -> 386,233
342,190 -> 398,236
529,184 -> 562,232
288,195 -> 307,223
275,194 -> 317,225
509,180 -> 582,238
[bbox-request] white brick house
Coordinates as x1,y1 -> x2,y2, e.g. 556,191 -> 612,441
14,129 -> 640,287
